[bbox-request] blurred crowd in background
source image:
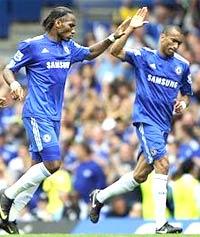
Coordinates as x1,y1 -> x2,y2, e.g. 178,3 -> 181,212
0,0 -> 200,223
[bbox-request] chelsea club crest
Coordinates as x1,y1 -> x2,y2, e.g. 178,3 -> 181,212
43,134 -> 51,143
175,66 -> 182,75
64,46 -> 70,54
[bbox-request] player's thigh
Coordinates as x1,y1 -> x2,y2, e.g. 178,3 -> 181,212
135,122 -> 167,164
154,156 -> 169,174
23,117 -> 61,162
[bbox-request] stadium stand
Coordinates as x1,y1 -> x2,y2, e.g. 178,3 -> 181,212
0,0 -> 9,38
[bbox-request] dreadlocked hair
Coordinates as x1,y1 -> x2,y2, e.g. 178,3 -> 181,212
42,6 -> 73,32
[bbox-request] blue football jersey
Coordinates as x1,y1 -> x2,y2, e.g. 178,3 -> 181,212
125,47 -> 192,132
7,34 -> 91,120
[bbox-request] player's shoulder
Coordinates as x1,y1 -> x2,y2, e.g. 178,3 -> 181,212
135,47 -> 157,57
125,47 -> 156,58
142,47 -> 157,55
18,35 -> 45,51
125,47 -> 142,56
61,39 -> 80,55
66,39 -> 82,48
22,35 -> 45,46
174,53 -> 190,65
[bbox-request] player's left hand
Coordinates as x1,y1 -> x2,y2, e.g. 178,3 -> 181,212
0,97 -> 8,108
174,100 -> 187,114
113,17 -> 132,39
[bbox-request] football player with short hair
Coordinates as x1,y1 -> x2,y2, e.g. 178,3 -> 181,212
89,7 -> 192,234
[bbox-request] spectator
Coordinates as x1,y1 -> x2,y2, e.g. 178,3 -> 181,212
73,142 -> 106,203
106,196 -> 129,218
171,159 -> 200,219
43,167 -> 72,221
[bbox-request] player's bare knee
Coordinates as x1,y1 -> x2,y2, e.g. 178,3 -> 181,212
134,163 -> 153,183
163,164 -> 169,174
134,175 -> 147,183
134,172 -> 149,183
44,160 -> 61,174
154,157 -> 169,175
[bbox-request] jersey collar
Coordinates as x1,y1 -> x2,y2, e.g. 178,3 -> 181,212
44,33 -> 62,44
157,50 -> 173,60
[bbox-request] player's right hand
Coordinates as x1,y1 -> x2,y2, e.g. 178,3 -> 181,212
113,17 -> 132,39
130,7 -> 149,29
10,81 -> 24,101
0,97 -> 8,108
174,100 -> 187,114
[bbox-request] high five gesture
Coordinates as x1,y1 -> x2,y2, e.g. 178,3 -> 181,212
110,7 -> 149,60
129,7 -> 149,29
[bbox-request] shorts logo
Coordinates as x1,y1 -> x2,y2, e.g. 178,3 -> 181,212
150,148 -> 157,156
43,134 -> 51,143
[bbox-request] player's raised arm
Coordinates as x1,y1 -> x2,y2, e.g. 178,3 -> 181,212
86,17 -> 131,60
110,7 -> 148,61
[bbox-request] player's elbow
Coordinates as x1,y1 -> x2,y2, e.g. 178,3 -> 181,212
110,47 -> 118,57
2,67 -> 12,82
2,67 -> 8,76
110,47 -> 124,61
86,50 -> 100,60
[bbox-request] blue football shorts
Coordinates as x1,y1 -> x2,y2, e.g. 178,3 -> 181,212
23,117 -> 61,162
135,122 -> 169,164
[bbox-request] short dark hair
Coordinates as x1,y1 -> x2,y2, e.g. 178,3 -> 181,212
162,25 -> 182,35
78,142 -> 92,155
42,6 -> 73,32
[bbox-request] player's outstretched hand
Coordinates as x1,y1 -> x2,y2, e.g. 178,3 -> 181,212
113,17 -> 132,39
0,97 -> 8,108
130,7 -> 149,29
